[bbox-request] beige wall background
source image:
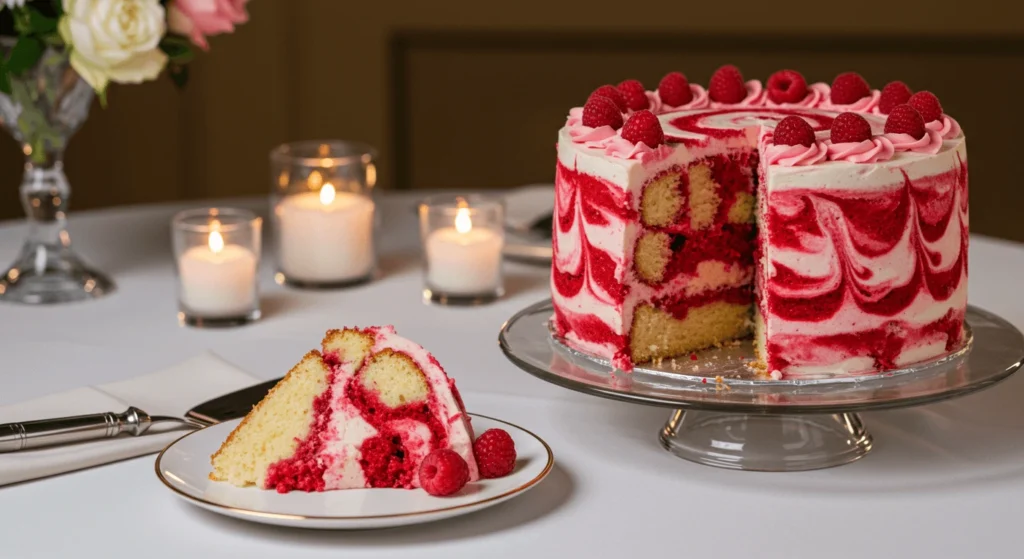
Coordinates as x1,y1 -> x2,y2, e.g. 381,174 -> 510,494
2,0 -> 1022,239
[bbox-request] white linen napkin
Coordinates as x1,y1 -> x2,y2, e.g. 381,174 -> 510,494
0,352 -> 260,487
504,184 -> 554,231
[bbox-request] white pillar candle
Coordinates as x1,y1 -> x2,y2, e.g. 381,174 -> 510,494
276,184 -> 375,283
178,230 -> 258,316
425,208 -> 503,294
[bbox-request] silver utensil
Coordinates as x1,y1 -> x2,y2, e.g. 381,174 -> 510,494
0,407 -> 205,453
0,377 -> 283,453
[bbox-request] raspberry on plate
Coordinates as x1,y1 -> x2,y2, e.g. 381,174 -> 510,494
908,91 -> 943,123
830,72 -> 871,105
878,81 -> 913,115
473,428 -> 517,479
767,69 -> 808,104
884,104 -> 927,139
773,116 -> 816,147
658,72 -> 692,107
617,79 -> 650,111
419,449 -> 470,497
589,84 -> 628,113
830,112 -> 873,144
620,110 -> 665,148
582,95 -> 624,129
709,64 -> 747,104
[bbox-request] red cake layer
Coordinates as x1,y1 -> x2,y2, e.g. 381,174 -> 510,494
264,374 -> 335,493
653,285 -> 753,321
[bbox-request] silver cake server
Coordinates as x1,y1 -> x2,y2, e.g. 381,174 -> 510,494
0,376 -> 283,453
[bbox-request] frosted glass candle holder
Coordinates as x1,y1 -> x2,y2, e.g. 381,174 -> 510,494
270,140 -> 378,288
172,208 -> 262,327
419,195 -> 505,305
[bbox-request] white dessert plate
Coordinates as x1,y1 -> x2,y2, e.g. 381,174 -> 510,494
155,414 -> 553,530
503,184 -> 553,264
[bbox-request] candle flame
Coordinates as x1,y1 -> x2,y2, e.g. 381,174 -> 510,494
455,207 -> 472,234
320,182 -> 336,205
208,230 -> 225,254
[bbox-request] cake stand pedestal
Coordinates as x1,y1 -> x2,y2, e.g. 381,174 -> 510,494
498,301 -> 1024,472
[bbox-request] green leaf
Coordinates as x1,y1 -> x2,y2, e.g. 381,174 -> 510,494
169,64 -> 189,89
26,6 -> 58,34
160,35 -> 195,64
6,36 -> 45,75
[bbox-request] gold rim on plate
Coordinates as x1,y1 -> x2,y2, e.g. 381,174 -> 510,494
154,413 -> 554,522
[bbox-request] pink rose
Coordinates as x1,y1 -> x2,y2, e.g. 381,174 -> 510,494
168,0 -> 249,50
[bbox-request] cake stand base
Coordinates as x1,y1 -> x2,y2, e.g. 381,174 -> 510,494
659,410 -> 873,471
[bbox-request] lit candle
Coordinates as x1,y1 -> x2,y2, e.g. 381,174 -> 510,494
275,182 -> 375,283
178,225 -> 258,317
425,205 -> 503,294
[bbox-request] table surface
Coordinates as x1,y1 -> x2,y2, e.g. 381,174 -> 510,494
2,194 -> 1023,559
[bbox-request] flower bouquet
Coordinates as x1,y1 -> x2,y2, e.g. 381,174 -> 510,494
0,0 -> 248,304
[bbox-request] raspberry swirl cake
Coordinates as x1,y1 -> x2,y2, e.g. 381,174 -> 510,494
211,326 -> 479,492
552,66 -> 968,379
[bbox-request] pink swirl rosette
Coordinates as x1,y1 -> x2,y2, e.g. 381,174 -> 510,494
925,115 -> 962,139
826,137 -> 896,163
645,84 -> 710,114
882,130 -> 944,155
820,89 -> 881,113
709,80 -> 768,109
565,108 -> 671,163
764,141 -> 828,167
765,82 -> 831,109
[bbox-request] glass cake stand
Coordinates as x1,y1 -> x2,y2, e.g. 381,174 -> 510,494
498,300 -> 1024,471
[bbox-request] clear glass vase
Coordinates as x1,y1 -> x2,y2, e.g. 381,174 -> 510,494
0,47 -> 114,304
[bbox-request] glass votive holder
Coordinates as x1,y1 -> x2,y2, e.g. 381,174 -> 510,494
172,208 -> 262,327
270,140 -> 378,288
419,195 -> 505,305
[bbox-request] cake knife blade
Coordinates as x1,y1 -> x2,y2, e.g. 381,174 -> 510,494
184,377 -> 282,425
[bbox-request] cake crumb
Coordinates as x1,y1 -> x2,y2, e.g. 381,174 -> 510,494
691,365 -> 700,372
770,369 -> 783,381
689,353 -> 698,361
714,375 -> 731,391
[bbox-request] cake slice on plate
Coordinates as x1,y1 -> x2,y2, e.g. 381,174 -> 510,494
210,326 -> 479,493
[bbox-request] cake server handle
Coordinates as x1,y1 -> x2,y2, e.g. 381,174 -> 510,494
0,407 -> 163,453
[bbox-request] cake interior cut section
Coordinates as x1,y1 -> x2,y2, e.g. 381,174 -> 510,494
210,326 -> 478,492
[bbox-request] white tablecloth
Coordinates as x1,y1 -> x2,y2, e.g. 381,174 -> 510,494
1,194 -> 1023,558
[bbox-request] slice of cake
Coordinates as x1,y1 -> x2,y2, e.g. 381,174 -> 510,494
210,326 -> 479,492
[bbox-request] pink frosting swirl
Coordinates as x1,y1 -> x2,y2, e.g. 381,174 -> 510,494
765,82 -> 830,109
764,141 -> 828,166
820,88 -> 881,113
645,84 -> 710,114
565,108 -> 672,162
825,137 -> 895,163
709,80 -> 768,109
925,115 -> 962,139
882,130 -> 944,154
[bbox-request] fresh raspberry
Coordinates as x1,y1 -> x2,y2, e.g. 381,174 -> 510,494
766,69 -> 808,104
473,428 -> 517,479
829,72 -> 871,105
830,112 -> 873,143
582,95 -> 623,129
908,91 -> 943,123
878,81 -> 913,115
883,104 -> 926,139
773,116 -> 815,147
620,110 -> 665,148
616,79 -> 650,111
657,72 -> 692,107
589,84 -> 628,113
708,64 -> 747,104
419,449 -> 469,496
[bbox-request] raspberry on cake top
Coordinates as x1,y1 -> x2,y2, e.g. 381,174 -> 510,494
552,66 -> 967,379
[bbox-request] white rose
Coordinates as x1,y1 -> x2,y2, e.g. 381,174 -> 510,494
1,0 -> 28,9
59,0 -> 169,93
